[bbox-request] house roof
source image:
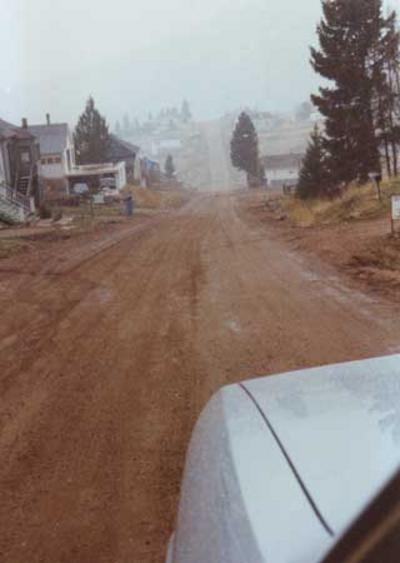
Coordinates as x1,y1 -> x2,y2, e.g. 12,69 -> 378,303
107,135 -> 139,161
0,118 -> 35,141
261,153 -> 304,170
0,118 -> 17,136
27,123 -> 70,155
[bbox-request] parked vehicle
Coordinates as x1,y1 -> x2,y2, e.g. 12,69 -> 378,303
99,177 -> 117,190
167,355 -> 400,563
72,182 -> 89,195
100,186 -> 120,203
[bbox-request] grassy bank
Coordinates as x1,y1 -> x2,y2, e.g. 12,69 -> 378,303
282,179 -> 400,227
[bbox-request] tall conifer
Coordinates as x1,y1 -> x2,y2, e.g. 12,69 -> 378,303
297,126 -> 329,199
230,112 -> 260,187
311,0 -> 388,185
74,97 -> 110,165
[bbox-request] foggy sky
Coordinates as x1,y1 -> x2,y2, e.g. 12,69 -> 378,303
0,0 -> 395,128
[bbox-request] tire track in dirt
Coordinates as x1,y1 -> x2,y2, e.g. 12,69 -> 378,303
1,194 -> 400,562
0,198 -> 211,563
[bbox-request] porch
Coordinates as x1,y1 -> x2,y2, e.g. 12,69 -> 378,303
66,162 -> 127,193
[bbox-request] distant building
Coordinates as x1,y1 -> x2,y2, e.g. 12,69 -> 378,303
28,114 -> 75,198
152,138 -> 182,154
138,156 -> 161,188
261,153 -> 304,189
249,111 -> 283,132
107,135 -> 139,183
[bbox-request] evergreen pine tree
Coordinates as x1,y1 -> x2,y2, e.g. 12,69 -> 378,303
230,112 -> 260,187
377,11 -> 400,176
74,97 -> 110,164
165,155 -> 176,178
311,0 -> 387,185
297,126 -> 329,199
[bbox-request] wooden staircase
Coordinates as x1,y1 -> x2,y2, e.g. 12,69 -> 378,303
0,184 -> 34,225
17,176 -> 31,197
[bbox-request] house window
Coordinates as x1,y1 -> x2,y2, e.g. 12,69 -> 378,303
21,151 -> 31,164
43,156 -> 61,165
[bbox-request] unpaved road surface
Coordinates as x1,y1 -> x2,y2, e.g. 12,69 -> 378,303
1,193 -> 400,563
200,121 -> 233,191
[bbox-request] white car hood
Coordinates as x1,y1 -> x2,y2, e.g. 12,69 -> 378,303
243,354 -> 400,538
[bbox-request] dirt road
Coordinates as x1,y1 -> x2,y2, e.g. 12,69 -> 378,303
200,121 -> 233,191
1,193 -> 400,563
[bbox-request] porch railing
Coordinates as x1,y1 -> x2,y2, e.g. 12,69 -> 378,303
0,183 -> 33,214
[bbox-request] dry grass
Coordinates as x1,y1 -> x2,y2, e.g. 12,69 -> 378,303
122,185 -> 189,210
350,236 -> 400,272
282,179 -> 400,227
346,235 -> 400,295
58,186 -> 189,222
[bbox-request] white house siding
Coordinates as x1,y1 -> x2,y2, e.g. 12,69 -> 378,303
28,123 -> 75,198
39,156 -> 69,197
39,159 -> 65,179
268,168 -> 299,185
115,162 -> 127,191
262,153 -> 303,189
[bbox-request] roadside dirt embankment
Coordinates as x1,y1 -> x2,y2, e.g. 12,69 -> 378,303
238,184 -> 400,302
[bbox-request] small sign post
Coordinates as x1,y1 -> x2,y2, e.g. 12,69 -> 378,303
391,195 -> 400,235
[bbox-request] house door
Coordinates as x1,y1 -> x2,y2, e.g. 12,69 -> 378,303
17,147 -> 32,177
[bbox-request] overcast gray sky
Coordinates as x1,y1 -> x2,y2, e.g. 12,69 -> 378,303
0,0 -> 397,127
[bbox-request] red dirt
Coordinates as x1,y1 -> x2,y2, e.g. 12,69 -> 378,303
1,193 -> 400,562
239,191 -> 400,302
